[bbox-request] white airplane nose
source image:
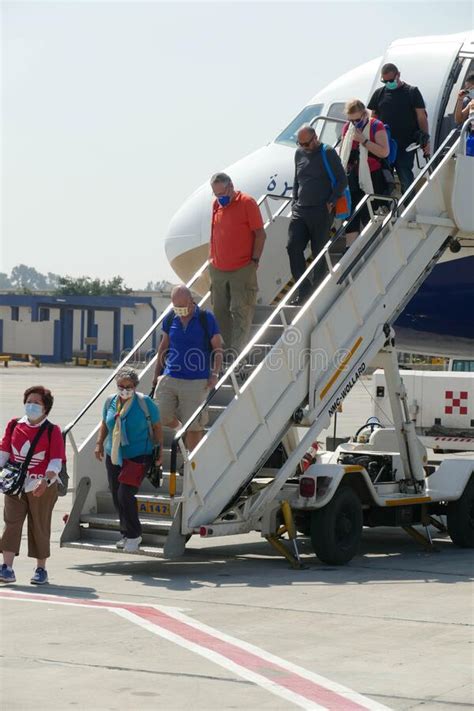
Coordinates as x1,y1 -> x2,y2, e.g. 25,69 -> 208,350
165,183 -> 213,284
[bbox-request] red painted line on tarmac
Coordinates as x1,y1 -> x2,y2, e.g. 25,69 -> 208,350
0,590 -> 375,710
129,605 -> 367,711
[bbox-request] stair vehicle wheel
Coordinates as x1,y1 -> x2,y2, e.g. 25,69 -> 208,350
294,512 -> 311,537
447,476 -> 474,548
310,486 -> 363,565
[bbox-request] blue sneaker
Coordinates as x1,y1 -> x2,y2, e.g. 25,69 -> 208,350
31,567 -> 48,585
0,563 -> 16,584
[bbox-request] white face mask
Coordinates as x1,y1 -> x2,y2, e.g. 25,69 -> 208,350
174,306 -> 189,317
25,402 -> 44,420
117,387 -> 134,400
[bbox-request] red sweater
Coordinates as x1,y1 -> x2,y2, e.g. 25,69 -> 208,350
0,418 -> 66,479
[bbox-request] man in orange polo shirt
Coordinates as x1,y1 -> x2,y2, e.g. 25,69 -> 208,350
209,173 -> 266,358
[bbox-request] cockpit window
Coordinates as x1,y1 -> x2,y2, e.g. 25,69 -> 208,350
275,104 -> 323,146
319,102 -> 346,148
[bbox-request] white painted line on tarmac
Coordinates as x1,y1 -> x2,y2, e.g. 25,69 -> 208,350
0,590 -> 391,711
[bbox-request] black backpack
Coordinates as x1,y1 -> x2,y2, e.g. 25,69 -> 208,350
163,308 -> 212,352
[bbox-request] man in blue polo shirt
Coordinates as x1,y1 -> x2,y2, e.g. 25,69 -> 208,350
152,285 -> 223,451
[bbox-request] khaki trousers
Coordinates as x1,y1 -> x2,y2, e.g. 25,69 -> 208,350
209,262 -> 257,354
0,484 -> 58,559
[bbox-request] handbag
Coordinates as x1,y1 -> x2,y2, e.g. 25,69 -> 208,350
56,460 -> 69,497
0,421 -> 50,496
321,143 -> 352,219
118,459 -> 147,487
0,460 -> 25,496
146,445 -> 162,489
44,423 -> 68,496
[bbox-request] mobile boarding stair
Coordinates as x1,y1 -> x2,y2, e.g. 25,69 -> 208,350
61,128 -> 470,559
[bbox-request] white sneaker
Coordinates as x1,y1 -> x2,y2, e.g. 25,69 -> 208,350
124,536 -> 142,553
115,537 -> 127,550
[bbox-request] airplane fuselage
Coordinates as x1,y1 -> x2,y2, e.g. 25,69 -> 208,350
165,31 -> 474,357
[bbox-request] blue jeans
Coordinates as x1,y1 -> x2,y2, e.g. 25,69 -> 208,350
394,149 -> 415,195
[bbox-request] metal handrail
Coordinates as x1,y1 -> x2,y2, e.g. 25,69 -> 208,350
335,195 -> 398,284
63,259 -> 210,436
337,128 -> 460,285
309,115 -> 347,128
169,196 -> 339,477
169,128 -> 461,487
64,189 -> 294,441
330,193 -> 396,243
396,128 -> 459,213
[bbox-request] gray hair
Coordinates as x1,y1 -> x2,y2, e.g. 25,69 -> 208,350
210,172 -> 232,187
298,124 -> 316,136
115,366 -> 139,386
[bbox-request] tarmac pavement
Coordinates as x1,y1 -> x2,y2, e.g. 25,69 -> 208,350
0,365 -> 473,710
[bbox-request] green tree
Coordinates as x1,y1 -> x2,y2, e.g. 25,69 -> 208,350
145,279 -> 173,291
10,264 -> 48,290
46,272 -> 60,289
0,273 -> 12,288
54,275 -> 131,296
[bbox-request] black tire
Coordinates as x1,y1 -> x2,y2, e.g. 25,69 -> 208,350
294,512 -> 311,537
447,476 -> 474,548
310,486 -> 363,565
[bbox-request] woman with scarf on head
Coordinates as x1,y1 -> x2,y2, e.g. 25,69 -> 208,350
339,99 -> 390,247
0,385 -> 66,585
95,367 -> 163,553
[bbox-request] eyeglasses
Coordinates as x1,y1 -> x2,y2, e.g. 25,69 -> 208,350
381,77 -> 397,84
298,137 -> 314,148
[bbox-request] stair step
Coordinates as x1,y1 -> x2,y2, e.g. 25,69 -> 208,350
249,323 -> 284,344
246,343 -> 274,365
81,513 -> 175,532
208,404 -> 226,425
62,539 -> 166,558
96,477 -> 183,513
212,384 -> 235,406
253,304 -> 299,324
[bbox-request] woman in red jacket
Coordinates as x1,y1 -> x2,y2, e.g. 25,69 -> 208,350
0,385 -> 65,585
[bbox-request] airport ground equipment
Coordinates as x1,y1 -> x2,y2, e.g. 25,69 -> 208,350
61,126 -> 474,564
372,369 -> 474,453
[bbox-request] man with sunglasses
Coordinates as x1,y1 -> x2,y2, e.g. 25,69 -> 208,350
368,63 -> 429,194
287,124 -> 347,306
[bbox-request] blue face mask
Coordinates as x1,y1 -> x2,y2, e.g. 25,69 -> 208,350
25,403 -> 44,420
217,195 -> 231,207
352,116 -> 368,130
384,80 -> 398,90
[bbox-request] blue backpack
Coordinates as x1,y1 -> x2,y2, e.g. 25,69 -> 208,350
370,119 -> 398,165
321,144 -> 352,219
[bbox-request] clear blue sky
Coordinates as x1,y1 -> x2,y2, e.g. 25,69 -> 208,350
2,1 -> 472,287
